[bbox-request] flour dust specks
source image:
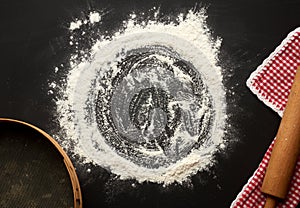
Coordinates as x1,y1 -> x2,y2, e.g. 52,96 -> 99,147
52,9 -> 227,185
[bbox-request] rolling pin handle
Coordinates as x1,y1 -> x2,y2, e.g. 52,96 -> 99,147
264,196 -> 277,208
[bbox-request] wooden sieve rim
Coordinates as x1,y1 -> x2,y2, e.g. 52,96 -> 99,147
0,118 -> 82,208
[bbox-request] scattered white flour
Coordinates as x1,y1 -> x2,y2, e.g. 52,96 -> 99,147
69,20 -> 82,31
69,11 -> 101,31
89,11 -> 101,24
54,8 -> 227,185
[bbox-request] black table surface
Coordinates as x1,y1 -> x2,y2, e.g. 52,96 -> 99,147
0,0 -> 299,207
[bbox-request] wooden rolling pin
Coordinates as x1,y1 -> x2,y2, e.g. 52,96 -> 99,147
262,66 -> 300,208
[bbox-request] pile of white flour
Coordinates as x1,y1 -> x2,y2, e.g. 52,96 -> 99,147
50,8 -> 227,185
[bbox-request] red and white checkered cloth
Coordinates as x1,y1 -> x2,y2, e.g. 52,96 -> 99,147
231,27 -> 300,208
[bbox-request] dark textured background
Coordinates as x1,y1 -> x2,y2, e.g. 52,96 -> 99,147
0,0 -> 299,207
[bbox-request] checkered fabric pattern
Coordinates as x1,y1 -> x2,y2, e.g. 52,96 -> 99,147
231,27 -> 300,208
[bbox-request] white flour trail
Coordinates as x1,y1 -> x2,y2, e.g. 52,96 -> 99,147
53,9 -> 227,185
